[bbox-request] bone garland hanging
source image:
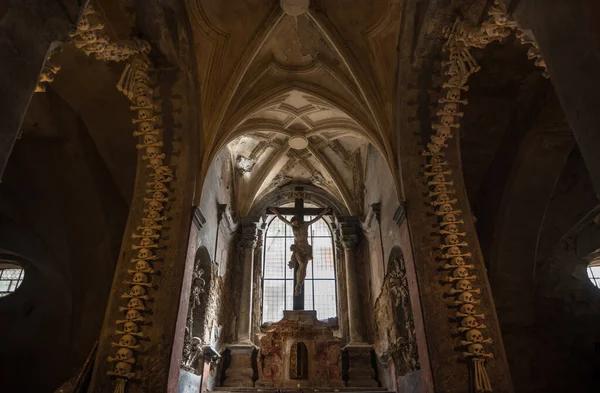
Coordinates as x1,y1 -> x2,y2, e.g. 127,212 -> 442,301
69,3 -> 151,62
421,2 -> 534,392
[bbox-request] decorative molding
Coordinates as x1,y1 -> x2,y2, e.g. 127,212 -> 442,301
393,202 -> 407,227
192,207 -> 207,230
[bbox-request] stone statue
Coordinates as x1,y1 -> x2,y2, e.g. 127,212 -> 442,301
270,207 -> 330,295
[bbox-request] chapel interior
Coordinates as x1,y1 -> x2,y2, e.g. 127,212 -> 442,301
1,1 -> 600,393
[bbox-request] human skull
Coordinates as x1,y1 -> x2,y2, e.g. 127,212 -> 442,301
434,184 -> 448,193
430,135 -> 446,146
441,115 -> 455,127
127,297 -> 145,310
427,143 -> 443,155
452,256 -> 466,266
458,292 -> 476,304
138,108 -> 154,120
444,103 -> 459,116
135,83 -> 152,95
139,237 -> 154,247
136,95 -> 152,107
492,13 -> 510,26
145,210 -> 161,220
446,245 -> 462,256
148,157 -> 164,168
456,279 -> 472,292
453,267 -> 469,278
436,193 -> 450,204
438,203 -> 453,214
133,272 -> 148,284
80,31 -> 98,42
443,213 -> 459,223
445,234 -> 460,245
139,121 -> 154,133
77,17 -> 90,31
137,248 -> 153,260
461,316 -> 478,329
429,156 -> 443,166
469,344 -> 486,357
116,347 -> 134,361
141,228 -> 156,237
143,134 -> 158,145
145,147 -> 161,157
130,285 -> 146,297
135,260 -> 152,272
123,321 -> 139,334
432,174 -> 446,183
446,88 -> 461,101
119,334 -> 137,347
114,362 -> 133,375
460,303 -> 476,315
87,42 -> 107,52
446,62 -> 460,76
436,126 -> 452,139
429,165 -> 443,174
466,329 -> 484,343
147,200 -> 163,211
446,224 -> 460,233
151,191 -> 166,201
125,309 -> 143,321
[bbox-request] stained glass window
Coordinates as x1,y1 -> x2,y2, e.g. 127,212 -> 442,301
262,212 -> 337,323
0,265 -> 24,297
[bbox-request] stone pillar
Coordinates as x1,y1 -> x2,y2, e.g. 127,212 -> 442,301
222,218 -> 260,387
339,217 -> 378,387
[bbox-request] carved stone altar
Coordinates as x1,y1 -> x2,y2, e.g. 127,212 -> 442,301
256,311 -> 343,388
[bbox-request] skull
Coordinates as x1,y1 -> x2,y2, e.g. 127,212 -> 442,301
436,193 -> 450,204
446,62 -> 460,76
114,362 -> 133,375
116,347 -> 134,361
445,234 -> 460,245
151,191 -> 166,201
446,224 -> 460,233
147,200 -> 163,211
446,88 -> 461,101
468,343 -> 486,356
443,103 -> 458,114
430,135 -> 446,146
135,83 -> 152,95
130,285 -> 146,297
456,279 -> 472,292
125,309 -> 143,321
87,42 -> 107,52
80,31 -> 98,42
434,184 -> 448,193
145,147 -> 161,157
492,13 -> 510,26
145,210 -> 161,220
440,115 -> 455,127
452,256 -> 466,266
141,228 -> 156,237
446,246 -> 462,256
77,17 -> 90,31
148,157 -> 164,168
138,108 -> 154,120
123,321 -> 139,334
133,272 -> 148,284
143,134 -> 158,145
139,121 -> 154,133
458,292 -> 476,304
432,174 -> 446,183
453,267 -> 469,278
127,297 -> 145,310
438,203 -> 453,214
119,334 -> 137,347
443,213 -> 459,223
139,237 -> 154,247
460,303 -> 476,315
429,156 -> 443,166
427,143 -> 443,155
135,260 -> 152,272
466,329 -> 484,343
461,316 -> 478,329
137,248 -> 153,259
436,126 -> 452,139
136,95 -> 152,107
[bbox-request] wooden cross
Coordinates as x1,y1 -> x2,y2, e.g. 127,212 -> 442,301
265,186 -> 333,310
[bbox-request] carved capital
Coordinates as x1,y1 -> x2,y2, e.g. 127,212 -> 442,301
239,218 -> 260,250
339,216 -> 361,250
341,234 -> 358,250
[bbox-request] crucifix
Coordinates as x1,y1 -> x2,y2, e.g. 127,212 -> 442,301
267,187 -> 332,310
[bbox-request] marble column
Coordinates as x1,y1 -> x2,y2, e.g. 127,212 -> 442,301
223,218 -> 259,387
339,217 -> 378,387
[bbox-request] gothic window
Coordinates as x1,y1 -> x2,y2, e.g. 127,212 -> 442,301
586,259 -> 600,288
261,212 -> 337,323
0,263 -> 25,297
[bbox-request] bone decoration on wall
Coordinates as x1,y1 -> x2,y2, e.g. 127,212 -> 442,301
422,2 -> 545,392
64,2 -> 173,393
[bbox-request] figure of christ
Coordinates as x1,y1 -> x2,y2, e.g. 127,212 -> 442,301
269,207 -> 330,295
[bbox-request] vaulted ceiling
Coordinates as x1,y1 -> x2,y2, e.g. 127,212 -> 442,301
186,0 -> 405,214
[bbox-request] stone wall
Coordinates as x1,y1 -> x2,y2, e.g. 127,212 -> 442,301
0,88 -> 128,392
